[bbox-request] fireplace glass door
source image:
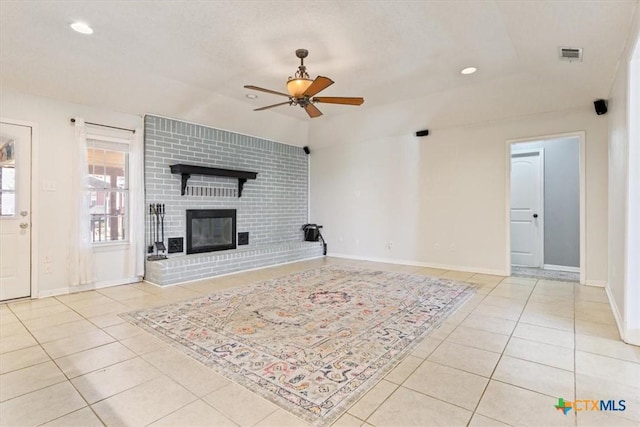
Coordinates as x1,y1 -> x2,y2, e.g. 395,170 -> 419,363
186,209 -> 236,254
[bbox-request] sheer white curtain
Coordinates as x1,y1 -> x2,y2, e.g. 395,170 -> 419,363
69,118 -> 95,286
130,127 -> 145,278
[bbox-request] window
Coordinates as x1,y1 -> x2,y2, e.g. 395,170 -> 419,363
0,138 -> 16,216
87,138 -> 129,243
0,166 -> 15,216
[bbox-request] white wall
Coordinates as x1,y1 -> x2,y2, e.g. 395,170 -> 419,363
0,91 -> 144,296
310,107 -> 608,281
1,89 -> 311,297
607,5 -> 640,345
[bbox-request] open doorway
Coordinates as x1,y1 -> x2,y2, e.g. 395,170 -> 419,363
507,133 -> 585,283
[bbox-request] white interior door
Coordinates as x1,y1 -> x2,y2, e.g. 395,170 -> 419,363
0,122 -> 31,301
510,150 -> 543,267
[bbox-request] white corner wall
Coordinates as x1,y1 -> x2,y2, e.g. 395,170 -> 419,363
309,107 -> 608,281
607,4 -> 640,345
0,91 -> 143,296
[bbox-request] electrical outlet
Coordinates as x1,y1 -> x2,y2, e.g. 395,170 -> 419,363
386,242 -> 393,251
42,181 -> 56,192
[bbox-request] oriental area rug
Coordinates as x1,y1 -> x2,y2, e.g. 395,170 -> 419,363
121,265 -> 476,426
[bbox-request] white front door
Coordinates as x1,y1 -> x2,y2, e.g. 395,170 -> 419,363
0,122 -> 32,301
510,150 -> 543,267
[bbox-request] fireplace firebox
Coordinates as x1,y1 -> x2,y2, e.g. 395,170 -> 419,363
186,209 -> 236,254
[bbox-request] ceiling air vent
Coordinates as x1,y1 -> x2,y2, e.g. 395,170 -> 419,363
559,47 -> 583,62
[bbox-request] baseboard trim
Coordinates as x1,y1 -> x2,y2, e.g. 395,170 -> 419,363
584,280 -> 606,288
36,276 -> 144,298
605,284 -> 627,342
94,277 -> 143,289
624,329 -> 640,346
543,264 -> 580,273
328,253 -> 507,276
143,255 -> 326,288
36,287 -> 73,298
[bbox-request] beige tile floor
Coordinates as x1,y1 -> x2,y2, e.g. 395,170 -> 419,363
1,257 -> 639,427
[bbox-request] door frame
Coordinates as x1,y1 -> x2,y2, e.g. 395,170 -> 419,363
505,131 -> 586,285
1,117 -> 38,299
510,147 -> 545,268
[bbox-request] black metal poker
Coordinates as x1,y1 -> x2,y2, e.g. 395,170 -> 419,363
147,203 -> 167,261
148,204 -> 154,254
156,204 -> 166,252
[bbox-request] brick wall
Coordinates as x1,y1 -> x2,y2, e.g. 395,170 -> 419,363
144,115 -> 322,285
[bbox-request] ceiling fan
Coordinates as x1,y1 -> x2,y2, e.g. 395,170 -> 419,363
244,49 -> 364,118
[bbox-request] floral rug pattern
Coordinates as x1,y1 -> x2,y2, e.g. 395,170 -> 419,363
122,265 -> 476,425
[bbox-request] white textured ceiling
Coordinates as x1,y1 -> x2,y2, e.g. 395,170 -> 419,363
0,0 -> 637,128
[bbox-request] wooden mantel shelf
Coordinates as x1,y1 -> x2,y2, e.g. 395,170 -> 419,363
170,164 -> 258,197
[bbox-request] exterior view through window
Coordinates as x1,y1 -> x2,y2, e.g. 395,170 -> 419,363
87,139 -> 128,242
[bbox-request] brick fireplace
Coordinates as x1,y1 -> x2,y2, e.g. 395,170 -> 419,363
143,115 -> 323,286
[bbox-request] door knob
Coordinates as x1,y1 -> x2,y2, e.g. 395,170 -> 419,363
20,211 -> 28,217
19,223 -> 28,229
533,214 -> 538,218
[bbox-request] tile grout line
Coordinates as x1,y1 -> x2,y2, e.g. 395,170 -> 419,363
33,296 -> 157,425
46,340 -> 117,427
41,290 -> 193,427
6,262 -> 632,427
142,397 -> 240,427
356,278 -> 519,425
465,276 -> 542,426
4,302 -> 108,426
352,278 -> 504,426
0,360 -> 68,403
340,271 -> 482,425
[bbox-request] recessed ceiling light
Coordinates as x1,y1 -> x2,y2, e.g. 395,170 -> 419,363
70,22 -> 93,34
461,67 -> 477,75
246,94 -> 258,99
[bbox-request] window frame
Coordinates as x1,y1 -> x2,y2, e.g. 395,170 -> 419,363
86,133 -> 132,245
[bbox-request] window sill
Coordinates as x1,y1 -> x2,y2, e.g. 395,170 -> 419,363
92,241 -> 131,253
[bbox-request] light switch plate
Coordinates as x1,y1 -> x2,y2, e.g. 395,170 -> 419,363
42,181 -> 56,191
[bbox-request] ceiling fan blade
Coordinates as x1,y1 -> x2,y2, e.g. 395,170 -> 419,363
302,76 -> 334,97
254,101 -> 291,111
313,96 -> 364,106
304,103 -> 323,118
244,85 -> 290,98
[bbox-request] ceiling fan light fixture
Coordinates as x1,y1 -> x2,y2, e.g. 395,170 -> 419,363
460,67 -> 477,75
245,49 -> 363,118
287,78 -> 313,98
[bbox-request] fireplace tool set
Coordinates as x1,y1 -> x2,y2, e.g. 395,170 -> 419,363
148,203 -> 167,261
